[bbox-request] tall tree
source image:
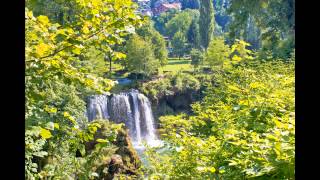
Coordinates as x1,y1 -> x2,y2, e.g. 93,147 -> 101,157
165,9 -> 198,38
171,31 -> 187,59
151,32 -> 168,66
152,9 -> 178,35
126,35 -> 160,77
187,18 -> 201,49
199,0 -> 215,50
206,37 -> 230,68
137,20 -> 168,66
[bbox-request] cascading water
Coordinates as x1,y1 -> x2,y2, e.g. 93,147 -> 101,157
131,93 -> 142,144
140,94 -> 156,142
86,89 -> 162,148
87,95 -> 109,120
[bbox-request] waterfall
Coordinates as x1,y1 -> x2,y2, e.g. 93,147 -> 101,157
139,94 -> 156,142
87,89 -> 161,147
87,95 -> 109,120
132,93 -> 142,144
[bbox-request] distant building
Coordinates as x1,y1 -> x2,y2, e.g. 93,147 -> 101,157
152,3 -> 181,16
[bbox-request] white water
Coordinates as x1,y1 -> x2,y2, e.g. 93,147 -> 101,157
87,89 -> 162,148
132,93 -> 142,144
139,94 -> 156,142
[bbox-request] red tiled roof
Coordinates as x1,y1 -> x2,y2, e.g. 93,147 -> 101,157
162,3 -> 181,9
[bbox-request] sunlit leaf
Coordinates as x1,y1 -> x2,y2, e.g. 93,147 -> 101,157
40,128 -> 52,139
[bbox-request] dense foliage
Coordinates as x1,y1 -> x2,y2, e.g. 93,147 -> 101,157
165,9 -> 199,39
125,34 -> 160,77
205,37 -> 230,68
140,72 -> 200,102
153,9 -> 178,35
25,0 -> 143,178
187,18 -> 201,49
146,58 -> 295,179
171,31 -> 187,59
153,9 -> 201,56
190,48 -> 204,70
136,20 -> 168,66
227,0 -> 295,58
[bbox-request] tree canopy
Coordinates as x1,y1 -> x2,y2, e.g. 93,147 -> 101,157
227,0 -> 295,58
125,34 -> 160,77
199,0 -> 215,50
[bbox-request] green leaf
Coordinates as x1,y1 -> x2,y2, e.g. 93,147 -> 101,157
40,128 -> 52,139
63,112 -> 76,124
228,85 -> 242,92
219,169 -> 226,174
125,25 -> 135,34
79,144 -> 86,156
90,122 -> 102,128
31,163 -> 38,168
31,168 -> 38,172
207,167 -> 216,173
55,33 -> 68,43
72,47 -> 81,55
113,52 -> 127,60
54,123 -> 60,129
228,160 -> 238,166
96,138 -> 108,143
37,15 -> 49,25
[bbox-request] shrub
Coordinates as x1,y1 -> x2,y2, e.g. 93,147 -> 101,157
190,48 -> 204,70
173,72 -> 200,92
140,72 -> 200,102
145,59 -> 295,179
205,37 -> 231,68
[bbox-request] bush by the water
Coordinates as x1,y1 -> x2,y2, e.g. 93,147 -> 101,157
140,72 -> 201,102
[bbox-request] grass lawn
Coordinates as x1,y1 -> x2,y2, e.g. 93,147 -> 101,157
160,58 -> 193,73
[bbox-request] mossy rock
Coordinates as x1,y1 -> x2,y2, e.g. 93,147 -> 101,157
84,120 -> 142,179
114,129 -> 141,171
